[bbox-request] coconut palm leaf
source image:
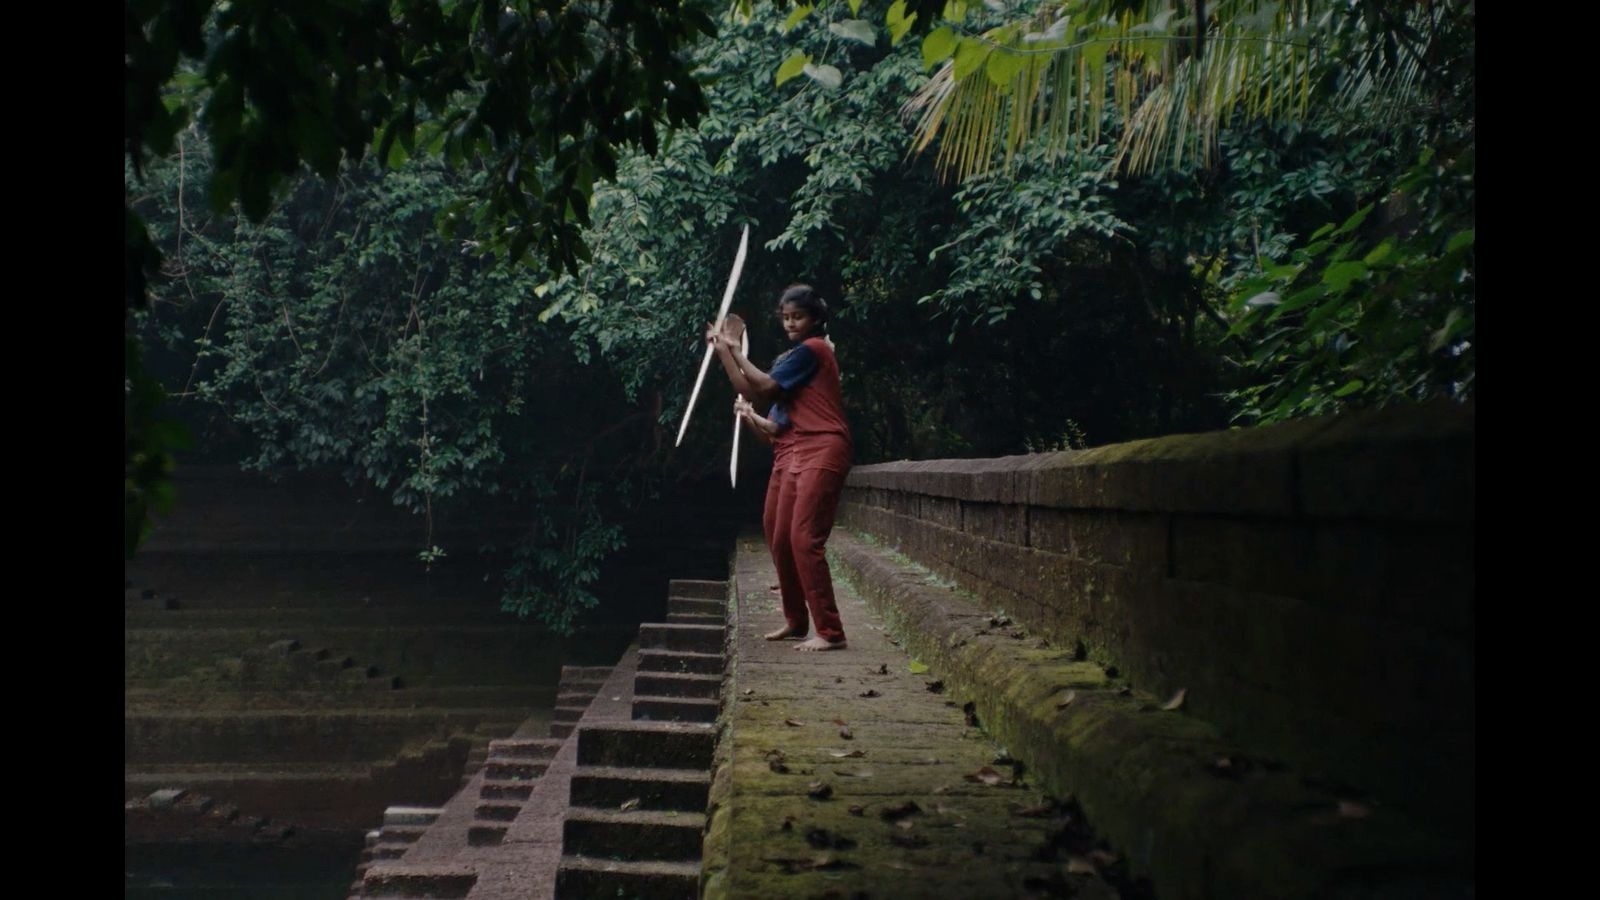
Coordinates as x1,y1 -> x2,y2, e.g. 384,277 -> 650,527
903,0 -> 1442,180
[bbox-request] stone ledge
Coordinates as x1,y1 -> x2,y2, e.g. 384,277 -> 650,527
830,531 -> 1469,900
847,399 -> 1472,522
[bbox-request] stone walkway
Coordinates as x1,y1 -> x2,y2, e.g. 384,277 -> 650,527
705,532 -> 1124,899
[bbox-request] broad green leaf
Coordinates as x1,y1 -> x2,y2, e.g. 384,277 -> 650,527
922,26 -> 959,69
849,0 -> 864,14
830,18 -> 877,45
1362,239 -> 1394,266
985,47 -> 1028,87
952,38 -> 993,81
1331,203 -> 1374,237
776,52 -> 812,86
942,1 -> 968,21
1320,261 -> 1368,292
887,1 -> 917,46
1332,379 -> 1365,398
908,660 -> 930,674
1446,229 -> 1474,253
1309,222 -> 1336,240
803,62 -> 844,90
783,3 -> 813,33
1243,291 -> 1281,308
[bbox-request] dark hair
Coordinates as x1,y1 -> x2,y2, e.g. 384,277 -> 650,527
777,283 -> 829,337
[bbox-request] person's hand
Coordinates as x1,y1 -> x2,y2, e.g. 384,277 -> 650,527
704,321 -> 727,350
734,396 -> 754,420
721,313 -> 746,346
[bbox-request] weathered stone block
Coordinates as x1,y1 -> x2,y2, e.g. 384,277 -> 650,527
1298,399 -> 1473,523
958,501 -> 1026,544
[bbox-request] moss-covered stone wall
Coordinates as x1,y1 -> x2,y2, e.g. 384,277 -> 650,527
837,400 -> 1473,838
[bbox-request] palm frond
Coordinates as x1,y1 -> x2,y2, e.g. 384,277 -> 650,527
903,0 -> 1445,181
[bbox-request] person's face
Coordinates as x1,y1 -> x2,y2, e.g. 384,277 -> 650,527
780,302 -> 816,342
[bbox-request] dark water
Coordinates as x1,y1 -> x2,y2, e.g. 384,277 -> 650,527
125,836 -> 364,899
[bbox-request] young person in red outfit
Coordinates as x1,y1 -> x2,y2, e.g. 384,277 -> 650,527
707,284 -> 852,652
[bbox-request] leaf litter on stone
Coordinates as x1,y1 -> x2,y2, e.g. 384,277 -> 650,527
964,766 -> 1006,786
1161,688 -> 1187,711
807,781 -> 833,800
829,749 -> 866,758
618,797 -> 641,812
1056,690 -> 1077,709
878,800 -> 921,821
858,689 -> 880,698
784,718 -> 804,727
839,725 -> 854,739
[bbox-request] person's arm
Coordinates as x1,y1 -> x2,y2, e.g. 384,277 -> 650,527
706,320 -> 781,404
734,397 -> 777,446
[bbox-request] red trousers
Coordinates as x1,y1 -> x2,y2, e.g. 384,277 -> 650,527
763,462 -> 848,643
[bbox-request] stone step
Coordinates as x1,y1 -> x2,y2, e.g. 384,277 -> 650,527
559,665 -> 615,681
360,864 -> 476,898
638,623 -> 727,655
474,802 -> 522,822
666,596 -> 725,618
667,579 -> 726,601
562,807 -> 707,861
486,738 -> 562,761
467,824 -> 507,846
551,704 -> 588,723
381,806 -> 443,827
372,844 -> 409,860
482,760 -> 548,782
632,695 -> 719,723
638,649 -> 725,676
479,779 -> 534,802
549,722 -> 575,740
569,766 -> 711,812
576,722 -> 716,770
665,612 -> 725,626
555,690 -> 599,707
633,671 -> 723,700
364,829 -> 381,848
555,856 -> 700,900
376,824 -> 426,844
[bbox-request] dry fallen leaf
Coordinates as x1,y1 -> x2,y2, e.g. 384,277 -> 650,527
847,805 -> 865,817
858,689 -> 881,698
839,726 -> 854,740
876,664 -> 889,675
807,781 -> 833,800
829,749 -> 867,758
964,766 -> 1005,786
619,797 -> 641,812
784,718 -> 804,727
1161,688 -> 1188,711
833,769 -> 872,778
1338,800 -> 1371,819
832,718 -> 847,726
1066,855 -> 1098,875
895,819 -> 915,830
1009,802 -> 1054,818
743,688 -> 755,696
879,800 -> 921,821
1117,686 -> 1132,696
925,680 -> 945,693
1056,691 -> 1077,709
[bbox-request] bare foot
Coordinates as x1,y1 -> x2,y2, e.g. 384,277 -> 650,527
765,625 -> 806,641
795,637 -> 847,652
768,583 -> 781,594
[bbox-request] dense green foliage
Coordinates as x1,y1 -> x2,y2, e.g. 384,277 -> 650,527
128,0 -> 1472,629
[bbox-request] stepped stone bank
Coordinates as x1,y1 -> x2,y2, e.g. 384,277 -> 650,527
126,400 -> 1472,898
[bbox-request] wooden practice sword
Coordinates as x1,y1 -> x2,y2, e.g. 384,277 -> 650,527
676,224 -> 750,448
